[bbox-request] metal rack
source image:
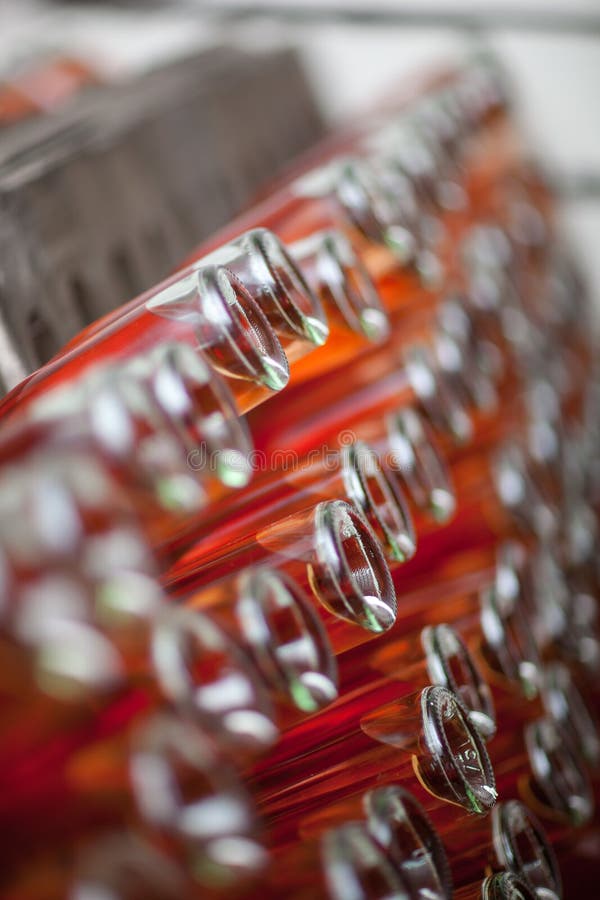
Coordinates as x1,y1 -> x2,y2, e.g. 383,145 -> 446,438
0,45 -> 324,384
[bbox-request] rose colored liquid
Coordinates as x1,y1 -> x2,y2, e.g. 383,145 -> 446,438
0,286 -> 279,418
0,56 -> 99,125
0,83 -> 535,423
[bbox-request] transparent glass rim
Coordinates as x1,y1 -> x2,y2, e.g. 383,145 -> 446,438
145,342 -> 254,489
367,156 -> 421,261
335,157 -> 416,262
524,717 -> 595,826
493,442 -> 558,540
89,362 -> 210,512
479,584 -> 542,700
481,872 -> 539,900
435,298 -> 499,413
71,831 -> 185,900
364,784 -> 453,899
313,499 -> 397,633
422,624 -> 496,740
321,229 -> 390,341
236,567 -> 339,714
541,662 -> 600,770
147,264 -> 290,392
386,406 -> 456,523
343,440 -> 416,563
420,685 -> 497,814
494,541 -> 529,606
289,228 -> 390,342
403,110 -> 466,213
249,228 -> 329,347
374,118 -> 441,209
491,800 -> 562,900
151,605 -> 278,751
129,713 -> 268,883
321,820 -> 411,900
405,344 -> 473,446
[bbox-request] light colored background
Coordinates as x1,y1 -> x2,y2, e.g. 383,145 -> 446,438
2,1 -> 599,313
216,1 -> 600,319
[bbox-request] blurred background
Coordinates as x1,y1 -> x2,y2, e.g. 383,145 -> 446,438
0,0 -> 598,386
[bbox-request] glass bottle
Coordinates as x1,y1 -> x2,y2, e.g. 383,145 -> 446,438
444,799 -> 562,897
0,449 -> 163,709
0,228 -> 330,418
248,338 -> 474,459
377,540 -> 543,702
1,712 -> 268,892
454,871 -> 539,900
162,438 -> 415,567
0,343 -> 254,540
342,623 -> 497,740
490,717 -> 595,830
0,568 -> 339,831
0,591 -> 280,798
323,820 -> 418,900
167,499 -> 397,642
375,406 -> 456,525
270,619 -> 497,776
161,404 -> 453,573
162,567 -> 339,722
411,437 -> 559,558
251,685 -> 497,833
264,785 -> 453,899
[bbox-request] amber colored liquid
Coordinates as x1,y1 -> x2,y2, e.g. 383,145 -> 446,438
249,348 -> 415,458
246,274 -> 562,464
284,267 -> 442,388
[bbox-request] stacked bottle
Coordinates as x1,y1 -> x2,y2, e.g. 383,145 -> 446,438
0,53 -> 597,900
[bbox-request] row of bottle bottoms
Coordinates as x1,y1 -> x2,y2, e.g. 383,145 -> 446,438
0,53 -> 598,898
